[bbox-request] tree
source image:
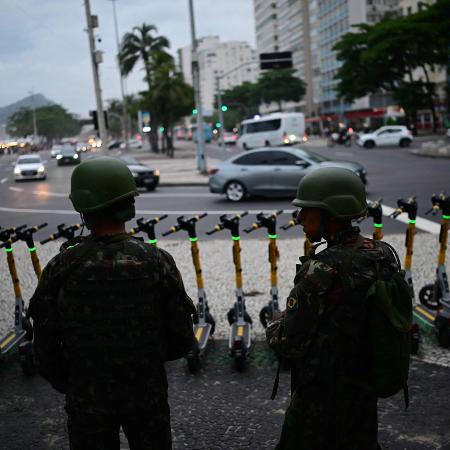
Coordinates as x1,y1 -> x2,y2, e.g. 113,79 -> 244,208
220,82 -> 261,125
334,1 -> 450,132
119,24 -> 171,151
257,69 -> 306,111
145,57 -> 194,156
6,105 -> 80,142
106,98 -> 124,139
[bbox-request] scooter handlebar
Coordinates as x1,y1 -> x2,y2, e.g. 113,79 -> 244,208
244,223 -> 260,233
33,222 -> 48,232
162,225 -> 181,237
40,233 -> 59,244
206,224 -> 224,235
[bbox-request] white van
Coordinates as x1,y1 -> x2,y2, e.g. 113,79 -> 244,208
237,113 -> 306,150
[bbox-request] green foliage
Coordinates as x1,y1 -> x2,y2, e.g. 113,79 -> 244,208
334,0 -> 450,128
258,69 -> 306,109
106,98 -> 124,139
6,105 -> 80,141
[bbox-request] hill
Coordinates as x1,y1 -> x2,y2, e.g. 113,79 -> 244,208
0,94 -> 54,125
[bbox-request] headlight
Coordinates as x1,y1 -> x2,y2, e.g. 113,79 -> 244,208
73,154 -> 79,159
289,134 -> 297,141
14,167 -> 21,175
131,171 -> 139,177
38,166 -> 45,173
56,154 -> 62,160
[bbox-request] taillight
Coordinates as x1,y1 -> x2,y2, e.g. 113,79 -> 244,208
234,339 -> 242,350
208,168 -> 219,175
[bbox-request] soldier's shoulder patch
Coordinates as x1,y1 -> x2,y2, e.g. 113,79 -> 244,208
287,296 -> 298,310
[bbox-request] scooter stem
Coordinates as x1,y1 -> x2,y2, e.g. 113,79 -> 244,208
232,238 -> 243,290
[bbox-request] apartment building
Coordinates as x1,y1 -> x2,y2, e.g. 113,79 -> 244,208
178,37 -> 259,116
254,0 -> 402,123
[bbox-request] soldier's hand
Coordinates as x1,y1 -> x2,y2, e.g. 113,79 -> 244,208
272,310 -> 285,322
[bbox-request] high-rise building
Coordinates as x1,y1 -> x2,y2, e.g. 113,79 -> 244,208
253,0 -> 402,121
178,37 -> 259,116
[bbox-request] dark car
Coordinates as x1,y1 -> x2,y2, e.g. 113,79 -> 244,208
118,155 -> 159,191
209,147 -> 367,202
56,146 -> 81,166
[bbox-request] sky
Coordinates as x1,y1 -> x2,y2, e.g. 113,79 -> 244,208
0,0 -> 256,116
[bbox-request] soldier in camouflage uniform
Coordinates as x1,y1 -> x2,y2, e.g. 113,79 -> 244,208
29,157 -> 195,450
267,167 -> 397,450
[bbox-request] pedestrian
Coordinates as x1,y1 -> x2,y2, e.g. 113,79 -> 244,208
29,157 -> 195,450
266,167 -> 410,450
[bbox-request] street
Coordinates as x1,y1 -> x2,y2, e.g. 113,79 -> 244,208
0,140 -> 448,242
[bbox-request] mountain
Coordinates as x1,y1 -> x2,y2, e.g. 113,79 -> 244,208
0,94 -> 54,125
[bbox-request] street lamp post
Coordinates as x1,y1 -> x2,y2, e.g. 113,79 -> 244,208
84,0 -> 108,149
109,0 -> 130,151
188,0 -> 207,174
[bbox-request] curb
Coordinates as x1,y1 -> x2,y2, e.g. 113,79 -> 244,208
410,149 -> 450,159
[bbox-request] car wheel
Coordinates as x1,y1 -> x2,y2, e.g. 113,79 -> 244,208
399,138 -> 411,148
225,181 -> 246,202
364,140 -> 375,149
146,185 -> 156,191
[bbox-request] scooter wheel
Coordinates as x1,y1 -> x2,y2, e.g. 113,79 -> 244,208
259,306 -> 271,329
435,316 -> 450,348
19,342 -> 36,376
235,355 -> 246,372
205,311 -> 216,335
22,316 -> 33,341
419,284 -> 440,310
227,308 -> 235,326
187,354 -> 201,373
410,334 -> 420,355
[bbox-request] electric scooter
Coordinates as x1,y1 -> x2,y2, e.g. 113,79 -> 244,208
390,197 -> 418,299
15,223 -> 48,279
163,214 -> 215,371
357,199 -> 384,241
40,223 -> 82,246
206,212 -> 251,371
280,210 -> 313,257
129,215 -> 168,245
0,226 -> 35,375
244,210 -> 283,328
417,193 -> 450,348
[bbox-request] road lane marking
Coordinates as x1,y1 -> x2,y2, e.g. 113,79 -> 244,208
0,202 -> 441,235
381,205 -> 440,235
9,186 -> 24,192
1,177 -> 7,183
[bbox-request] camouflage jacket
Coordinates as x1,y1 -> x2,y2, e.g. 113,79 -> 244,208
266,227 -> 398,384
29,234 -> 195,412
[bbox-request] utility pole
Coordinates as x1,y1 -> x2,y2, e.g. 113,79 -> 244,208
29,90 -> 38,145
109,0 -> 129,151
188,0 -> 207,174
84,0 -> 108,148
216,77 -> 225,147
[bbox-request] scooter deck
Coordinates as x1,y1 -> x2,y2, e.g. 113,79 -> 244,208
0,329 -> 26,358
229,322 -> 251,354
194,322 -> 212,352
414,304 -> 437,345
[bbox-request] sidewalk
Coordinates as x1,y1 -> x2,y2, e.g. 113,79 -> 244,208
411,139 -> 450,158
123,140 -> 217,187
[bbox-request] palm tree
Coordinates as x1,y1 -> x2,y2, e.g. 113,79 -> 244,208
119,23 -> 170,92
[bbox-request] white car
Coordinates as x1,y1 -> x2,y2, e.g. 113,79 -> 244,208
14,154 -> 46,181
357,126 -> 413,149
50,144 -> 62,158
120,139 -> 143,150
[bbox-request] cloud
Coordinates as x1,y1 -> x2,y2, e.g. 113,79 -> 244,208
0,0 -> 256,116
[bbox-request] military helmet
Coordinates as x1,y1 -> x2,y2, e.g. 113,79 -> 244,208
70,157 -> 138,213
292,167 -> 367,219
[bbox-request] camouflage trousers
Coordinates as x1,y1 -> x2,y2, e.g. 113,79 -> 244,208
276,384 -> 380,450
66,409 -> 172,450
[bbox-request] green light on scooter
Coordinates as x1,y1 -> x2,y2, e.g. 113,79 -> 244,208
189,237 -> 198,242
4,247 -> 13,253
232,236 -> 241,241
408,220 -> 416,224
443,215 -> 450,220
374,223 -> 383,228
147,239 -> 158,244
28,247 -> 37,252
268,234 -> 278,239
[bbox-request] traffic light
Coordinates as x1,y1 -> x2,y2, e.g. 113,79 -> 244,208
221,105 -> 228,112
192,108 -> 198,115
215,122 -> 222,128
90,110 -> 98,130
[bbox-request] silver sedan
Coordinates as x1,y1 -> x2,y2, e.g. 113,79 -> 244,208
209,147 -> 367,202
